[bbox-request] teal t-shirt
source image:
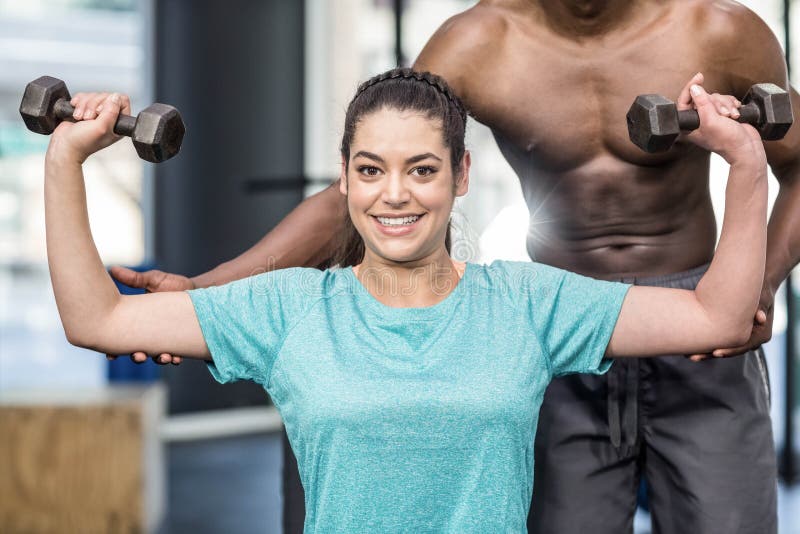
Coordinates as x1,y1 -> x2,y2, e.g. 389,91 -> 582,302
187,260 -> 630,533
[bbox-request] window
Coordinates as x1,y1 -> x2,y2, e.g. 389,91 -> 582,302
0,1 -> 145,389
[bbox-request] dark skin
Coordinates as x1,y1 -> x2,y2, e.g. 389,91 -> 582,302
110,0 -> 800,364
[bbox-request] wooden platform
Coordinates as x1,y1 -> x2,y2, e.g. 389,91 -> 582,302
0,384 -> 165,534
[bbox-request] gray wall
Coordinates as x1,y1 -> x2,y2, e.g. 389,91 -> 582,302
155,0 -> 305,413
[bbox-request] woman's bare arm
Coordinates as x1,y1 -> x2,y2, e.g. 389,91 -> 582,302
607,79 -> 767,358
45,93 -> 210,360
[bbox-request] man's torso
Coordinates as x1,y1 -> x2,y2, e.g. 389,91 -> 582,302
435,0 -> 764,279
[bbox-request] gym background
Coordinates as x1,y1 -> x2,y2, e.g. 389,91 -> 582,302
0,0 -> 798,532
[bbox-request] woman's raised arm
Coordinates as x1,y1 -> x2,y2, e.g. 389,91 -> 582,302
607,76 -> 768,358
45,92 -> 210,360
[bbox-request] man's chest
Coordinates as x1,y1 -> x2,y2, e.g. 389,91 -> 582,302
465,32 -> 725,169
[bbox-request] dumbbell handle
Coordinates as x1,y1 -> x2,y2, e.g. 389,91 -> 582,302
677,102 -> 761,132
52,98 -> 138,137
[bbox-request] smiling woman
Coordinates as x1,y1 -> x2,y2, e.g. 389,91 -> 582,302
330,69 -> 467,269
43,66 -> 768,532
342,109 -> 469,306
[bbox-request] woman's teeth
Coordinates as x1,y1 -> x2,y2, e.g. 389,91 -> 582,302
376,215 -> 420,226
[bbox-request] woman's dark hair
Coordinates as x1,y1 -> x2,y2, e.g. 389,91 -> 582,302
330,68 -> 468,267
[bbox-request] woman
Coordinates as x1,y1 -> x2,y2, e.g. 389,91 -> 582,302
46,68 -> 766,532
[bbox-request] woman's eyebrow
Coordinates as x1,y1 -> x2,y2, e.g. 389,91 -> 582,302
405,153 -> 442,164
352,151 -> 443,164
353,150 -> 385,163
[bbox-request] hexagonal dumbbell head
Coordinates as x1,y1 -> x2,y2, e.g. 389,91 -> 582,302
19,76 -> 72,135
744,83 -> 793,141
131,103 -> 186,163
626,94 -> 680,153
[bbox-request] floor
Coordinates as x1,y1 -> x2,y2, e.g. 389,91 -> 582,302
160,434 -> 282,534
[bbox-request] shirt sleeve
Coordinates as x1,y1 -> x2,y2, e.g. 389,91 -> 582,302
186,268 -> 318,386
521,263 -> 631,377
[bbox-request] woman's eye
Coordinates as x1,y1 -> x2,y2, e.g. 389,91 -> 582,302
412,166 -> 437,177
358,166 -> 381,176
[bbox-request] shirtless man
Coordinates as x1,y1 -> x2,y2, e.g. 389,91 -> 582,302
110,1 -> 800,532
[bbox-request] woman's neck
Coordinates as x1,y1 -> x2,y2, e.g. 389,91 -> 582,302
353,254 -> 465,308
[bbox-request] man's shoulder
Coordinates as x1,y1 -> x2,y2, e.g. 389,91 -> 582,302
686,1 -> 773,39
683,1 -> 786,89
432,2 -> 511,43
676,0 -> 781,60
413,2 -> 515,80
413,1 -> 539,105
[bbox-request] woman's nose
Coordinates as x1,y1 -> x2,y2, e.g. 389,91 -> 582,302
381,174 -> 411,206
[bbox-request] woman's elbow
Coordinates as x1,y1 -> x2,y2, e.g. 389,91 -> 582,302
65,326 -> 106,352
718,320 -> 753,348
63,321 -> 84,347
66,332 -> 91,350
65,329 -> 93,350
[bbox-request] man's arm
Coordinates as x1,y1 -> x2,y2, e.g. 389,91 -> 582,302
702,4 -> 800,355
723,6 -> 800,290
191,181 -> 346,288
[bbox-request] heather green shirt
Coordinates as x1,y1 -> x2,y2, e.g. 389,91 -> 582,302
187,261 -> 630,533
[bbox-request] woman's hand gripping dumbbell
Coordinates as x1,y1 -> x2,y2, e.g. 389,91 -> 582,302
626,73 -> 793,153
20,76 -> 185,163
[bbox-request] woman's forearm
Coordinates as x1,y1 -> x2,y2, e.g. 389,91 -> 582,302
45,146 -> 121,345
695,147 -> 768,341
190,181 -> 347,288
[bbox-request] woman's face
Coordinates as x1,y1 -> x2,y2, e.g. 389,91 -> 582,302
340,107 -> 469,265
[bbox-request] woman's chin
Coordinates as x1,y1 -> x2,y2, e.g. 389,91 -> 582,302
366,243 -> 429,265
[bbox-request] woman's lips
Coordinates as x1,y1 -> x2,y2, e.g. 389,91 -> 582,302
370,214 -> 424,236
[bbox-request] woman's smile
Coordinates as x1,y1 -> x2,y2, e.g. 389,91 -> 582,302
371,213 -> 425,236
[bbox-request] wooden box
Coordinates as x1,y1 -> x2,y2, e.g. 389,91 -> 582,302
0,384 -> 165,534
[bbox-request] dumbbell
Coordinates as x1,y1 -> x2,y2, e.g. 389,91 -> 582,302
626,83 -> 793,153
19,76 -> 185,163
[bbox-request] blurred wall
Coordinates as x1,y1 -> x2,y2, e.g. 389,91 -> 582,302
154,0 -> 305,412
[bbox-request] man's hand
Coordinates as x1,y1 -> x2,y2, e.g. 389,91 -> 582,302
688,284 -> 775,362
106,266 -> 195,365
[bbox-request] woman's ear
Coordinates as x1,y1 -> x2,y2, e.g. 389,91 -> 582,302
455,151 -> 471,197
338,155 -> 348,195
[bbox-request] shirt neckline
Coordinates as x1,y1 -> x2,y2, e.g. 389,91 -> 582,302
344,262 -> 473,319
